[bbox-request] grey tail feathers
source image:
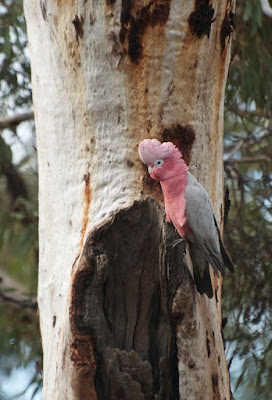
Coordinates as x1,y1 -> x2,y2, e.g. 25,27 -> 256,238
205,243 -> 225,277
189,242 -> 214,298
213,216 -> 235,273
193,262 -> 213,299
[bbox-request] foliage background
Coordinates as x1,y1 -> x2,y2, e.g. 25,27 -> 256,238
0,0 -> 271,398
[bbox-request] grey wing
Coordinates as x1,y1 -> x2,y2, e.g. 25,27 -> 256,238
185,173 -> 225,277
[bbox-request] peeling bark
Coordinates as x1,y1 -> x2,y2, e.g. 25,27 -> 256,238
24,0 -> 234,398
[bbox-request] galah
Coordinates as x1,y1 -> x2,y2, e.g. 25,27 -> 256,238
138,139 -> 234,298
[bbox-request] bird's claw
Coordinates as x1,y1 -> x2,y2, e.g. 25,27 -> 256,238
172,239 -> 184,248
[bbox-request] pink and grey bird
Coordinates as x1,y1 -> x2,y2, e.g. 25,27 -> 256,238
138,139 -> 234,298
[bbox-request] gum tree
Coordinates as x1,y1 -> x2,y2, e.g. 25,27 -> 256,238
24,0 -> 235,398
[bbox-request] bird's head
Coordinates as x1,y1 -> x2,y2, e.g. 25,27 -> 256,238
138,139 -> 188,181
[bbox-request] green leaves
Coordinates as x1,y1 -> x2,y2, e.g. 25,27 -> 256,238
0,0 -> 32,112
227,0 -> 272,113
223,1 -> 272,393
0,5 -> 39,396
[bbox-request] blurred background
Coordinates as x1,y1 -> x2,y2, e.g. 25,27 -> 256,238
0,0 -> 271,399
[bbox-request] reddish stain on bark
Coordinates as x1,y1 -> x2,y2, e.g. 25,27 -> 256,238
72,253 -> 80,271
70,338 -> 96,375
80,173 -> 91,250
215,286 -> 218,303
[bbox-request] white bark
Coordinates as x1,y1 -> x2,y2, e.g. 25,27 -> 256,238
24,0 -> 234,398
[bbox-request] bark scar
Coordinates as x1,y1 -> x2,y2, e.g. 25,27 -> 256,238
119,0 -> 171,63
70,338 -> 96,375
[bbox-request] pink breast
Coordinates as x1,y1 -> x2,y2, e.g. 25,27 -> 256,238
161,175 -> 190,239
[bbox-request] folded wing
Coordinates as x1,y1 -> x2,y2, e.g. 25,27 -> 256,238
185,173 -> 234,279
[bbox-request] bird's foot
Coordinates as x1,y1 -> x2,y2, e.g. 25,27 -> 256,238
172,239 -> 185,249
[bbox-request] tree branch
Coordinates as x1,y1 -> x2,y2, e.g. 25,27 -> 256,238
224,131 -> 272,163
0,269 -> 37,311
260,0 -> 272,18
224,140 -> 245,162
0,111 -> 34,130
225,155 -> 271,164
0,290 -> 37,310
227,107 -> 271,123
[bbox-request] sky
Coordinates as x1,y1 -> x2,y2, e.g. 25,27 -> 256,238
0,362 -> 41,400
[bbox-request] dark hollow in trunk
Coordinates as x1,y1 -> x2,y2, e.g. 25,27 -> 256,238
71,199 -> 194,399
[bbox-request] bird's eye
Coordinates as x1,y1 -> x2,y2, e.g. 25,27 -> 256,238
154,159 -> 164,167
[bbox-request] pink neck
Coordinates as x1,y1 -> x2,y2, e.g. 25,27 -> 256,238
160,171 -> 188,200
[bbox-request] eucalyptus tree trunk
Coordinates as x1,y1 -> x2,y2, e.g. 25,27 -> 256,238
24,0 -> 234,399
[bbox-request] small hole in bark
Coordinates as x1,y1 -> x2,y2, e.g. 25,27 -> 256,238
211,373 -> 219,395
72,15 -> 84,42
171,312 -> 184,325
188,359 -> 195,369
40,1 -> 47,21
206,331 -> 211,357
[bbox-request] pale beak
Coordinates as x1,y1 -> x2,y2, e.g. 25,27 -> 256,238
148,166 -> 153,174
